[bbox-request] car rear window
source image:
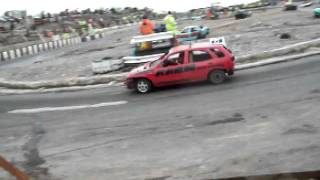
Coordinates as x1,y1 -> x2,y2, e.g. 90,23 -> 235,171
190,50 -> 212,62
210,48 -> 225,58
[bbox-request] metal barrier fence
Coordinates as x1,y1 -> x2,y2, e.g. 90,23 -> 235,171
0,36 -> 82,62
0,22 -> 138,63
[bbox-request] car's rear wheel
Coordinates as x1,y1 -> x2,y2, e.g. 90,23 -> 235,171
208,70 -> 226,84
135,79 -> 152,93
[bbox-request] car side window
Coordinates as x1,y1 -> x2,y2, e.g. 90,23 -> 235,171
191,28 -> 197,32
190,50 -> 212,63
164,52 -> 184,66
194,27 -> 200,31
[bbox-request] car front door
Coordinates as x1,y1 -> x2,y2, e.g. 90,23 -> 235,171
178,28 -> 193,42
190,27 -> 200,38
153,51 -> 192,86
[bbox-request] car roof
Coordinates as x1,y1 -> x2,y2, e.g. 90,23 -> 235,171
184,26 -> 198,29
169,42 -> 223,53
169,44 -> 189,53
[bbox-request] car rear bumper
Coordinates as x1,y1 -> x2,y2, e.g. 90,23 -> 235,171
227,69 -> 234,76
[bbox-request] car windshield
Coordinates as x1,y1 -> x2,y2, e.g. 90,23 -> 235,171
149,59 -> 161,68
181,28 -> 189,33
149,52 -> 167,67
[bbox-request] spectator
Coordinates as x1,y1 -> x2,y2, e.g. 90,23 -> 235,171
139,15 -> 154,35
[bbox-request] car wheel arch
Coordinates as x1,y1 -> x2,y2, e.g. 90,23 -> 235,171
133,77 -> 154,87
207,69 -> 227,84
134,78 -> 154,93
207,68 -> 226,79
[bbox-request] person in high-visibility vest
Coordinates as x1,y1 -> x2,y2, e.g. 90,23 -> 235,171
139,15 -> 154,35
163,11 -> 178,34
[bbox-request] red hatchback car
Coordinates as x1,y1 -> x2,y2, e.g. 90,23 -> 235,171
126,42 -> 235,93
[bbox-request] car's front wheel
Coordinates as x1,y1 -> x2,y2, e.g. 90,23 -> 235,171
208,70 -> 226,84
135,79 -> 152,93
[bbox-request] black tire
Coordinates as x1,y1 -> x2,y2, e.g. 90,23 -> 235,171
135,79 -> 152,93
228,70 -> 234,76
201,33 -> 207,39
208,70 -> 226,84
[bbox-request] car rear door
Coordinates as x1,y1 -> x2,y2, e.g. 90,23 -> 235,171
187,49 -> 215,81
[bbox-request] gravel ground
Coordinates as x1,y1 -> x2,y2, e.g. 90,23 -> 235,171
0,27 -> 137,81
179,6 -> 320,56
0,6 -> 319,82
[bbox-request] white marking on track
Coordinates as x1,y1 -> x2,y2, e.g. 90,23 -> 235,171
8,101 -> 128,114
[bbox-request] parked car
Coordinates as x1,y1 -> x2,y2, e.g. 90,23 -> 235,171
176,25 -> 210,43
284,3 -> 298,11
153,23 -> 166,33
314,8 -> 320,18
126,42 -> 235,93
234,10 -> 252,20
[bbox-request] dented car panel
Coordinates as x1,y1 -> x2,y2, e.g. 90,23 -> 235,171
126,43 -> 235,90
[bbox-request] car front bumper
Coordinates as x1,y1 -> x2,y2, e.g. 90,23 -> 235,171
126,78 -> 135,89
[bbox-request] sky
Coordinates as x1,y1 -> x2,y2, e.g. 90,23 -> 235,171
0,0 -> 258,15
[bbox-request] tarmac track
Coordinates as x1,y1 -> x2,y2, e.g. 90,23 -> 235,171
1,55 -> 320,179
